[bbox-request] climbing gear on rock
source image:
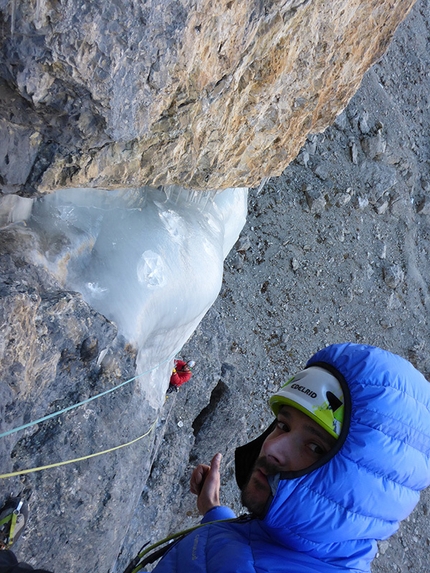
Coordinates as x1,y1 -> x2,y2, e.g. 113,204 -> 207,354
0,496 -> 28,550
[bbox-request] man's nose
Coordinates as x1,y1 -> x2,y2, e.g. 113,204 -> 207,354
262,433 -> 293,468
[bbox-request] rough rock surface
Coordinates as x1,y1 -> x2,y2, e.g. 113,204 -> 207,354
0,228 -> 158,572
0,0 -> 415,193
1,1 -> 430,573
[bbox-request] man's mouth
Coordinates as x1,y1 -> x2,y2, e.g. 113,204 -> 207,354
254,456 -> 281,476
249,468 -> 270,493
254,468 -> 268,483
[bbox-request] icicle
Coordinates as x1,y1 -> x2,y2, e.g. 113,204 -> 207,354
164,185 -> 183,205
35,0 -> 45,27
163,186 -> 220,211
10,0 -> 15,36
256,176 -> 270,195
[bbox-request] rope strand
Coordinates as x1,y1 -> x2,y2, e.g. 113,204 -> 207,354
0,350 -> 178,439
0,420 -> 157,479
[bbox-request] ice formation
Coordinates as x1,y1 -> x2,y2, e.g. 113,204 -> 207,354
25,186 -> 248,407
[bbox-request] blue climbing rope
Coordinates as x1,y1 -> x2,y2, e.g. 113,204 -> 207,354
0,350 -> 178,439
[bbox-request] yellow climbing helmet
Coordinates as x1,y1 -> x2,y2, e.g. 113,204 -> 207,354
269,366 -> 344,439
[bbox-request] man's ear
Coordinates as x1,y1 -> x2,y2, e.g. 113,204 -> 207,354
234,420 -> 277,490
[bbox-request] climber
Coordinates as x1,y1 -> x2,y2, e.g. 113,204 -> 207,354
135,342 -> 430,572
167,359 -> 195,393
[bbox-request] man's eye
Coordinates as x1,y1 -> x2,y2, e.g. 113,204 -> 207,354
308,443 -> 325,455
277,421 -> 290,432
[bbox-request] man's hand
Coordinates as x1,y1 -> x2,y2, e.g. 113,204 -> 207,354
190,453 -> 222,515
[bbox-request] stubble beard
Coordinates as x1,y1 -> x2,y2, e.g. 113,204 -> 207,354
240,456 -> 280,518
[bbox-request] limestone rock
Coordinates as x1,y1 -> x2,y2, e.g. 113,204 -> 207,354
0,0 -> 415,194
383,264 -> 405,289
0,227 -> 157,572
361,128 -> 387,159
304,185 -> 326,214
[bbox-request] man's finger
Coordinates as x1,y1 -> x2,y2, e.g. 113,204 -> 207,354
209,453 -> 222,474
190,464 -> 210,494
195,453 -> 222,514
190,467 -> 204,494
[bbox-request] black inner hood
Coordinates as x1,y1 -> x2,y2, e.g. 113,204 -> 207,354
235,361 -> 351,491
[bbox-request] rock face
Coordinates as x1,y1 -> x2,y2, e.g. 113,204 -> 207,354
0,0 -> 415,194
0,227 -> 158,571
1,1 -> 429,573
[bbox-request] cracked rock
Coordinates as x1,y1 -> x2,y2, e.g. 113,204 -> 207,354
304,185 -> 326,214
361,129 -> 387,160
383,264 -> 405,289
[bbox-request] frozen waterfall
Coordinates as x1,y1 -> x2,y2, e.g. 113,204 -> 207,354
23,186 -> 248,407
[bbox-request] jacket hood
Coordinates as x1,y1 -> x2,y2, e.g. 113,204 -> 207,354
235,343 -> 430,571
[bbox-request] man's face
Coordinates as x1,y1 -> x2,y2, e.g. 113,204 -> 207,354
241,405 -> 336,517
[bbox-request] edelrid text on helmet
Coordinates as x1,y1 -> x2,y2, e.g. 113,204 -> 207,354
290,383 -> 317,399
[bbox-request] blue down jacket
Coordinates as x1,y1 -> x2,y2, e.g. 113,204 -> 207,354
152,343 -> 430,573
